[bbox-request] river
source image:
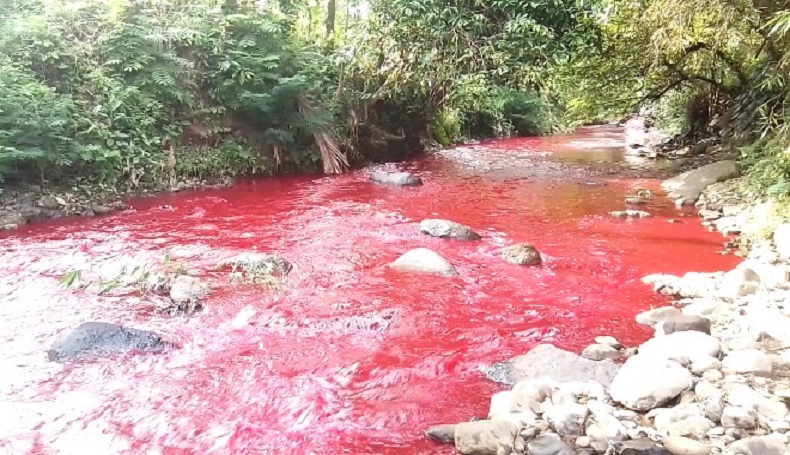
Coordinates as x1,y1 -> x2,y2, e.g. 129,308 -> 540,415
0,125 -> 738,454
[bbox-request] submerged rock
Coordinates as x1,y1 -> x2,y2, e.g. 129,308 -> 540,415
610,210 -> 651,219
48,322 -> 174,362
389,248 -> 457,276
501,243 -> 542,266
483,344 -> 620,387
369,171 -> 423,187
419,219 -> 481,240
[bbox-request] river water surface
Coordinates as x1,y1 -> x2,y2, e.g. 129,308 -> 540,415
0,125 -> 738,454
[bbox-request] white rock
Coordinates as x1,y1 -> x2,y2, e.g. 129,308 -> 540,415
169,275 -> 206,304
610,355 -> 693,411
690,356 -> 722,375
491,411 -> 539,429
636,307 -> 682,327
662,435 -> 711,455
389,248 -> 457,276
721,406 -> 758,429
774,223 -> 790,260
586,413 -> 628,449
717,268 -> 760,298
683,299 -> 724,318
725,434 -> 787,455
489,391 -> 516,418
454,420 -> 519,455
595,336 -> 623,349
661,161 -> 740,201
722,350 -> 773,377
638,331 -> 721,363
702,369 -> 724,382
666,416 -> 716,440
544,403 -> 589,436
512,379 -> 550,404
727,383 -> 789,420
582,344 -> 622,361
652,404 -> 705,431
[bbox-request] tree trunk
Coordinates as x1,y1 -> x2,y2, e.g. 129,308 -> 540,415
326,0 -> 336,42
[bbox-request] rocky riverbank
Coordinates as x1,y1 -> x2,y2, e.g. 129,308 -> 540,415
0,176 -> 234,230
426,160 -> 790,454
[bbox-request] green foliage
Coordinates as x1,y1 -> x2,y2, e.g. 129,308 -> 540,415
0,58 -> 75,181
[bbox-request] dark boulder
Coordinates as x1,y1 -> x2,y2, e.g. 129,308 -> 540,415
48,322 -> 175,362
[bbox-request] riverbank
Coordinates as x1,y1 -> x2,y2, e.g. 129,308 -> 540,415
427,160 -> 790,454
0,176 -> 235,230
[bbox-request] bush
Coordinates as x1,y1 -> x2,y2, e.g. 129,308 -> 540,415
0,59 -> 75,182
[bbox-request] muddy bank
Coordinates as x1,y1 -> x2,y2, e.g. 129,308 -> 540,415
0,176 -> 234,230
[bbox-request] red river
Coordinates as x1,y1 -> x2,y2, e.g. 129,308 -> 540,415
0,126 -> 739,454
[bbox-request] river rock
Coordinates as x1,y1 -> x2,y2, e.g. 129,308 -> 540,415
545,403 -> 589,436
501,243 -> 542,266
419,219 -> 481,240
717,268 -> 760,298
483,344 -> 620,387
610,210 -> 651,218
595,336 -> 624,349
454,420 -> 518,455
48,322 -> 174,362
369,171 -> 422,186
527,433 -> 574,455
662,436 -> 710,455
666,416 -> 716,440
652,403 -> 705,430
389,248 -> 457,276
613,438 -> 671,455
610,355 -> 692,411
722,350 -> 772,377
721,406 -> 758,429
91,204 -> 114,215
726,383 -> 789,420
774,224 -> 790,260
636,307 -> 682,327
661,161 -> 740,201
690,356 -> 722,376
682,299 -> 724,318
638,331 -> 721,363
426,424 -> 457,443
586,413 -> 628,451
170,275 -> 207,304
662,315 -> 711,335
725,434 -> 787,455
582,343 -> 622,361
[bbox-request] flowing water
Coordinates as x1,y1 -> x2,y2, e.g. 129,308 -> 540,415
0,125 -> 738,454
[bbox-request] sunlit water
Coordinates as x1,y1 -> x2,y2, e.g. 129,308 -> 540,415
0,125 -> 738,454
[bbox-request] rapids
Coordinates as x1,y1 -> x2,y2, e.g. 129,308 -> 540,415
0,125 -> 738,454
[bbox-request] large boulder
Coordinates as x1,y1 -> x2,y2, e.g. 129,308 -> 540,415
638,331 -> 721,364
369,171 -> 423,187
48,322 -> 174,362
610,355 -> 693,411
389,248 -> 457,276
501,243 -> 542,266
661,161 -> 740,201
419,219 -> 481,240
453,420 -> 518,455
483,344 -> 620,387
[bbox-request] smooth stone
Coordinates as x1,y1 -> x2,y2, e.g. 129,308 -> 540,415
389,248 -> 457,276
489,391 -> 516,418
636,307 -> 682,327
613,438 -> 671,454
545,403 -> 589,437
454,420 -> 518,455
690,356 -> 722,376
582,343 -> 622,361
527,433 -> 574,455
425,424 -> 456,443
722,349 -> 773,377
610,210 -> 651,218
665,416 -> 716,440
682,299 -> 724,318
483,344 -> 620,387
702,370 -> 724,382
717,268 -> 760,298
595,336 -> 624,349
661,160 -> 740,201
48,322 -> 174,362
726,383 -> 789,420
586,413 -> 628,449
610,355 -> 693,411
662,315 -> 711,335
501,243 -> 542,266
662,436 -> 710,455
725,434 -> 787,455
419,219 -> 481,240
369,171 -> 422,186
721,406 -> 758,429
638,331 -> 721,363
652,403 -> 705,430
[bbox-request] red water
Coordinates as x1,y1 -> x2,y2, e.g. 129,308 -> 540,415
0,126 -> 738,455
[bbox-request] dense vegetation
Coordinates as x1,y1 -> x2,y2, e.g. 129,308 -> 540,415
2,0 -> 790,198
